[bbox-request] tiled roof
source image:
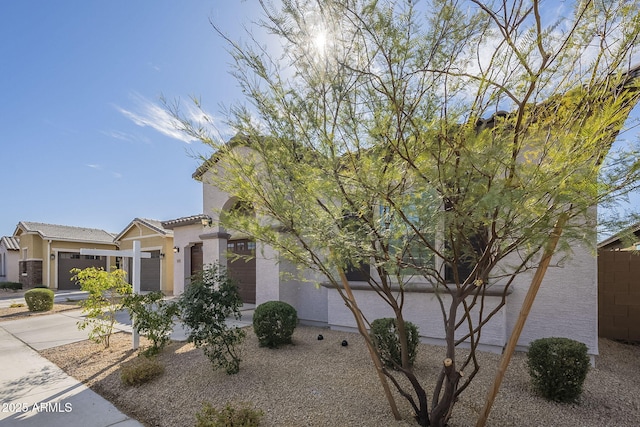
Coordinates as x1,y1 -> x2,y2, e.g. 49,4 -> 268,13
161,214 -> 207,229
15,222 -> 115,244
0,236 -> 20,251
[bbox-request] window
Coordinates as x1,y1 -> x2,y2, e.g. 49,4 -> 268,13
380,204 -> 436,272
0,252 -> 5,277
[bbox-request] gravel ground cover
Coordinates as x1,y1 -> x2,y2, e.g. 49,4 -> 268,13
39,325 -> 640,427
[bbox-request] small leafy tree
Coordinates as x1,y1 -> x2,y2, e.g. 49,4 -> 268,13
71,267 -> 132,348
123,291 -> 180,357
179,264 -> 246,374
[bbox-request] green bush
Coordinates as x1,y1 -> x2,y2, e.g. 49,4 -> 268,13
179,264 -> 246,374
527,337 -> 590,403
252,301 -> 298,348
0,282 -> 22,291
123,291 -> 179,357
120,355 -> 164,386
195,402 -> 263,427
24,288 -> 54,312
370,317 -> 419,369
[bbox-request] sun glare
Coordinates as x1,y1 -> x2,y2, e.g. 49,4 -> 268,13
312,30 -> 328,53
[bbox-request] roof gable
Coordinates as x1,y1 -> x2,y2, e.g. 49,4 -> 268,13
114,218 -> 174,242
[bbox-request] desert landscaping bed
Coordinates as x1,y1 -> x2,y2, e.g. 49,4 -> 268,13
38,325 -> 640,427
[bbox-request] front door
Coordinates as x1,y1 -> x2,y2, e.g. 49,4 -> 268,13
226,239 -> 256,304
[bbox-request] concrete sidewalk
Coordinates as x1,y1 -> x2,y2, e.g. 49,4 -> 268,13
0,324 -> 143,427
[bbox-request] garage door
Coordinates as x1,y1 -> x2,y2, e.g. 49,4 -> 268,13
227,239 -> 256,304
58,253 -> 107,290
129,250 -> 161,292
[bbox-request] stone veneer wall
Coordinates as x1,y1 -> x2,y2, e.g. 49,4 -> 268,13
18,260 -> 43,289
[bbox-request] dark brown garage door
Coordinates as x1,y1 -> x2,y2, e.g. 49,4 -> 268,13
58,253 -> 107,290
128,250 -> 161,292
227,239 -> 256,304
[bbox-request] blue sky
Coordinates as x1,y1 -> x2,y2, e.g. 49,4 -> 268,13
0,1 -> 266,236
0,1 -> 638,239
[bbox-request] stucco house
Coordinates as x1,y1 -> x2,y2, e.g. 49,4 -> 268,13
12,221 -> 117,290
0,236 -> 20,283
183,144 -> 599,358
114,218 -> 175,295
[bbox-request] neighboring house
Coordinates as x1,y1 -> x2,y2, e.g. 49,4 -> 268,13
597,223 -> 640,342
176,142 -> 599,358
0,236 -> 20,283
114,218 -> 175,295
12,221 -> 117,290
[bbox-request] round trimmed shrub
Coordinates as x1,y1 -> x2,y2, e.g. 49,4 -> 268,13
527,337 -> 590,403
24,288 -> 55,312
370,317 -> 419,369
252,301 -> 297,348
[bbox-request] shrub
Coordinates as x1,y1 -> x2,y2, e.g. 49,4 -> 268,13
24,288 -> 54,312
123,291 -> 179,357
71,267 -> 132,348
527,337 -> 590,403
9,302 -> 25,308
0,282 -> 22,291
370,317 -> 419,369
195,402 -> 263,427
179,264 -> 246,374
120,355 -> 164,386
252,301 -> 298,348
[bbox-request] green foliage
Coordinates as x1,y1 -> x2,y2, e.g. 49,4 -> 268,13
24,288 -> 54,312
9,302 -> 25,308
179,264 -> 246,374
370,318 -> 419,369
120,355 -> 164,386
0,282 -> 22,291
195,402 -> 263,427
123,291 -> 179,357
71,267 -> 132,348
252,301 -> 298,348
527,337 -> 590,403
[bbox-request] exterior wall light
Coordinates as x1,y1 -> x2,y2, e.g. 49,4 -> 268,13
159,253 -> 165,259
50,253 -> 55,260
173,246 -> 180,253
201,216 -> 213,227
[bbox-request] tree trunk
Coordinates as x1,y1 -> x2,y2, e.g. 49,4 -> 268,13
336,267 -> 402,421
475,213 -> 568,427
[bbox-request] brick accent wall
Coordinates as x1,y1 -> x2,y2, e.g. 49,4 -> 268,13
18,260 -> 43,289
598,251 -> 640,341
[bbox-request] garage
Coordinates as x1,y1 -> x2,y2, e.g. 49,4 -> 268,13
227,239 -> 256,304
58,252 -> 107,290
128,250 -> 161,292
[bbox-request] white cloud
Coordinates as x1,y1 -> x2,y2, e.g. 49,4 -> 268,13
86,164 -> 102,170
115,93 -> 197,144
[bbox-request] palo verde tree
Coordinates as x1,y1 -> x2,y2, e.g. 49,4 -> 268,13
170,1 -> 640,425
